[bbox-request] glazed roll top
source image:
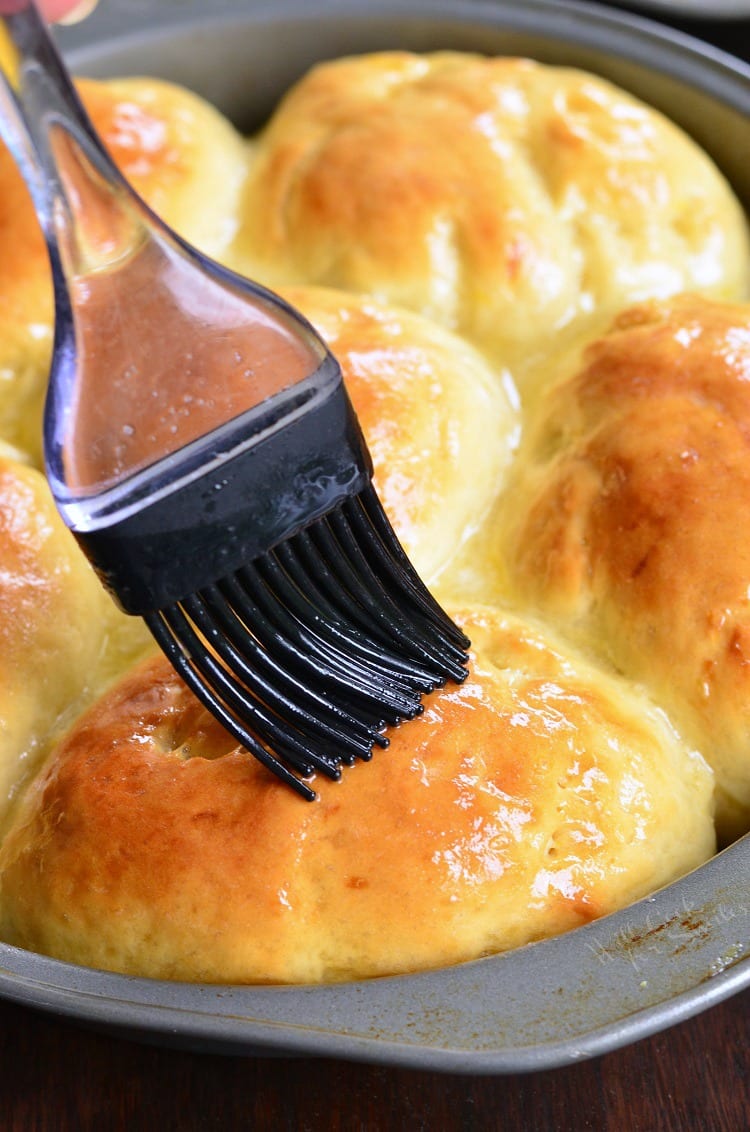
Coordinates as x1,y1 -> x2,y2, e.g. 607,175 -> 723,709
231,51 -> 750,378
281,285 -> 519,583
0,148 -> 53,461
0,605 -> 714,983
0,453 -> 125,830
500,294 -> 750,840
76,78 -> 249,260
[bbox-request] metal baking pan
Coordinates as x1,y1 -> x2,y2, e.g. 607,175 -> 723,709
619,1 -> 750,19
1,0 -> 749,1074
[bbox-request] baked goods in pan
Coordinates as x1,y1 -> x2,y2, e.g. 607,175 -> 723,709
232,51 -> 750,379
0,606 -> 714,983
0,51 -> 747,982
499,294 -> 750,841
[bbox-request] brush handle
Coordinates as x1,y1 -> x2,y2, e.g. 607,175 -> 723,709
0,0 -> 142,274
0,0 -> 73,235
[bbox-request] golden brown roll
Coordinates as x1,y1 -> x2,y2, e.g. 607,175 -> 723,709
500,294 -> 750,840
0,454 -> 135,831
0,77 -> 248,462
0,140 -> 53,461
280,285 -> 519,583
231,52 -> 750,376
76,78 -> 248,260
0,605 -> 714,984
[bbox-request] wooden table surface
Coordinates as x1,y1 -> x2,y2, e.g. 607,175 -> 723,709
3,6 -> 749,1130
1,986 -> 749,1130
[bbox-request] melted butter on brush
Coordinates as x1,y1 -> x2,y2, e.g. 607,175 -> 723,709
50,126 -> 322,492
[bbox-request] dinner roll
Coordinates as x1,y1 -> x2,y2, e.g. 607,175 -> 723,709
76,78 -> 248,261
0,77 -> 248,463
231,52 -> 750,377
0,455 -> 123,831
500,294 -> 750,840
0,141 -> 54,462
0,605 -> 714,984
281,285 -> 519,582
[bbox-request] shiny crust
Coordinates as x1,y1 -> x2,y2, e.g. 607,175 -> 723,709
502,294 -> 750,840
77,78 -> 248,260
231,52 -> 750,375
0,606 -> 714,982
281,285 -> 519,582
0,146 -> 53,461
0,456 -> 116,830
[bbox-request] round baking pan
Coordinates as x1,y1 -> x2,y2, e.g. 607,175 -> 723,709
623,1 -> 750,19
1,0 -> 749,1074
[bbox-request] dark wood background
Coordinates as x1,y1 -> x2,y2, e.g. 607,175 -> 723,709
2,988 -> 750,1130
3,5 -> 750,1129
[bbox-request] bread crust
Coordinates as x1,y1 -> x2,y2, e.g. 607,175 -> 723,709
0,607 -> 714,982
232,52 -> 750,376
503,294 -> 750,839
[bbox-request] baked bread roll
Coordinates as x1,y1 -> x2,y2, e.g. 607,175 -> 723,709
0,139 -> 54,461
231,52 -> 750,376
0,77 -> 248,463
77,78 -> 248,261
281,285 -> 518,582
0,454 -> 125,831
0,605 -> 714,983
500,294 -> 750,840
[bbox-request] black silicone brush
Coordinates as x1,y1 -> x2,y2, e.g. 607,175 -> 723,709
0,0 -> 469,798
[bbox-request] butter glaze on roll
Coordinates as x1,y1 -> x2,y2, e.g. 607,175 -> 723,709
0,606 -> 714,983
232,52 -> 750,376
501,294 -> 750,840
281,285 -> 519,583
0,142 -> 54,461
0,455 -> 122,831
76,78 -> 248,261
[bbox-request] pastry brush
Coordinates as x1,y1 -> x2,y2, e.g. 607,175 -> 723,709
0,0 -> 469,798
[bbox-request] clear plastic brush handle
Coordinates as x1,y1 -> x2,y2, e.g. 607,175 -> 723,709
0,0 -> 99,241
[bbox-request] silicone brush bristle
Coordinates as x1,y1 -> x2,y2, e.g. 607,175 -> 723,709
146,484 -> 469,799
